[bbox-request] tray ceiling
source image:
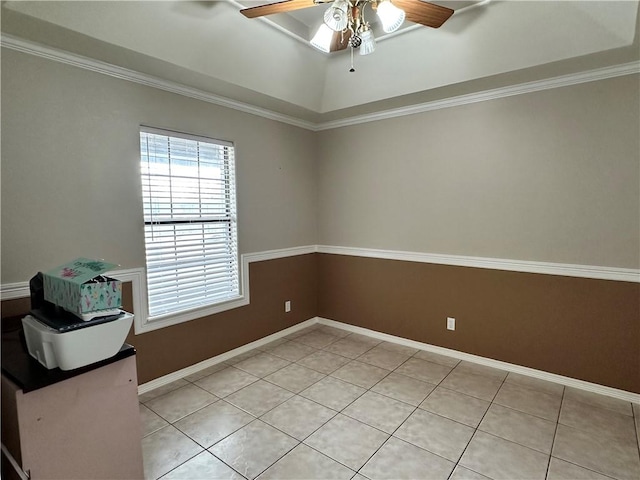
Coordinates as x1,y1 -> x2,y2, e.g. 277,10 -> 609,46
2,1 -> 639,123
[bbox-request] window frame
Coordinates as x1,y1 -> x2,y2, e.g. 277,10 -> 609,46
138,126 -> 243,330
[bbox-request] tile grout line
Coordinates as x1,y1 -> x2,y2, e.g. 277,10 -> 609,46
547,458 -> 621,480
219,417 -> 299,480
152,328 -> 364,420
347,354 -> 470,476
228,347 -> 365,479
158,335 -> 483,477
214,339 -> 341,480
153,448 -> 214,480
141,327 -> 421,478
355,359 -> 513,476
145,345 -> 299,479
634,404 -> 640,460
307,352 -> 406,476
149,403 -> 251,479
544,385 -> 564,480
357,376 -> 447,475
143,325 -> 634,479
546,389 -> 625,480
231,331 -> 376,414
444,368 -> 508,480
459,374 -> 638,480
197,329 -> 378,479
291,337 -> 416,475
142,386 -> 221,424
320,350 -> 624,480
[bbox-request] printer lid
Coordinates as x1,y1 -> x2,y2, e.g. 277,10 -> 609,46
30,306 -> 124,333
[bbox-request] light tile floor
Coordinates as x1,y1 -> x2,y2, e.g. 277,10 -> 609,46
139,324 -> 640,480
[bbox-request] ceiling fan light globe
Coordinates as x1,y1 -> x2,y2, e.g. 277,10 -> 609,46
310,23 -> 334,52
359,29 -> 376,55
377,0 -> 405,33
323,1 -> 349,31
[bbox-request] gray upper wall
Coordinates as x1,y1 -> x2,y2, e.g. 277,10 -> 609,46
1,49 -> 318,283
317,74 -> 640,269
1,48 -> 639,284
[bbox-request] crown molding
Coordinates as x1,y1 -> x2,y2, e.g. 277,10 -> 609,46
314,61 -> 640,130
2,34 -> 639,132
0,34 -> 316,131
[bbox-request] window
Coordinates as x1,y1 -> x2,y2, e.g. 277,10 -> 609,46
140,127 -> 239,319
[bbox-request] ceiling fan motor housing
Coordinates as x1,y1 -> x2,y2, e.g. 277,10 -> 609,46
240,0 -> 455,55
349,34 -> 362,47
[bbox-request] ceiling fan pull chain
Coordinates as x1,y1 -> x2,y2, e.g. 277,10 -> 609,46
349,45 -> 355,72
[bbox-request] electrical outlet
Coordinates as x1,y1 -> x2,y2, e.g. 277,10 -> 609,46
285,300 -> 291,313
447,317 -> 456,331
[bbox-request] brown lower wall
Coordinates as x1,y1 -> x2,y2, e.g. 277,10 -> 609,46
1,254 -> 318,384
127,254 -> 318,383
317,253 -> 640,393
3,252 -> 638,392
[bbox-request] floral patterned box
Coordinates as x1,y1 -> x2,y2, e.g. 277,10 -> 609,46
42,258 -> 122,315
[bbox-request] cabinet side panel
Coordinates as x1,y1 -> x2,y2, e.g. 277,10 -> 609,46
18,356 -> 143,479
1,376 -> 23,466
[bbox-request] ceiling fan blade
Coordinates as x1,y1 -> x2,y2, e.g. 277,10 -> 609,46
391,0 -> 454,28
330,30 -> 352,52
240,0 -> 319,18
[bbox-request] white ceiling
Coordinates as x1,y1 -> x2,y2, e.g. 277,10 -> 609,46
2,1 -> 639,122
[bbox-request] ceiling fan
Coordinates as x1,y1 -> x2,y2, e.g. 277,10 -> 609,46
240,0 -> 454,61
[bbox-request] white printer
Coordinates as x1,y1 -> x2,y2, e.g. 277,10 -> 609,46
21,273 -> 133,371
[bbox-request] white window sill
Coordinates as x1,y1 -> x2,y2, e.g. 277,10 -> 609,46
109,246 -> 317,335
134,294 -> 247,334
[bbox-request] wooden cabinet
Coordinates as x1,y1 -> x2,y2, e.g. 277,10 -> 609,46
1,331 -> 143,479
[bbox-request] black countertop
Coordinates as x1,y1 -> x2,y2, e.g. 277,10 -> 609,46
1,324 -> 135,393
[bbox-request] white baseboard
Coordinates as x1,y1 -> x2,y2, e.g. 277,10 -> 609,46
1,443 -> 29,480
317,317 -> 640,404
139,316 -> 639,404
137,317 -> 318,394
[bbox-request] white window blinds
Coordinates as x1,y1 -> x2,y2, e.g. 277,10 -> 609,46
140,127 -> 239,318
